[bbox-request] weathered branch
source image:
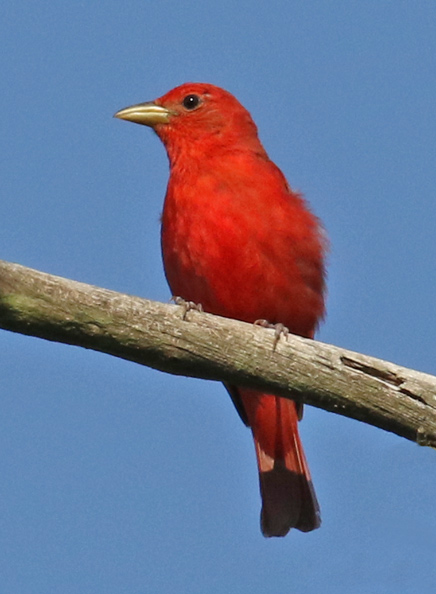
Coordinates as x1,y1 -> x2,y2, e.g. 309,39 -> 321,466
1,259 -> 435,446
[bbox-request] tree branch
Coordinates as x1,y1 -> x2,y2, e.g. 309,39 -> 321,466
1,259 -> 435,446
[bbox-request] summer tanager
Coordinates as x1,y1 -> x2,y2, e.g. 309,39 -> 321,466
115,83 -> 326,537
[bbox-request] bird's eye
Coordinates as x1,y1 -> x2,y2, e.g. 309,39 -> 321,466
182,94 -> 201,110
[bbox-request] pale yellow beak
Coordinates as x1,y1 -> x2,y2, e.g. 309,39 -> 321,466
114,102 -> 171,126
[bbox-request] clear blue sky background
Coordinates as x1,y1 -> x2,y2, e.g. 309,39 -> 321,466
1,2 -> 436,593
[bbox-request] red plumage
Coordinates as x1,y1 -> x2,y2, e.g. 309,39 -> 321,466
115,83 -> 326,536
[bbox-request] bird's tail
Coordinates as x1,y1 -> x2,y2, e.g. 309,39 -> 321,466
239,389 -> 321,537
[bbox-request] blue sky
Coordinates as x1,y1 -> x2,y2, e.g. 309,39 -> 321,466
1,2 -> 436,592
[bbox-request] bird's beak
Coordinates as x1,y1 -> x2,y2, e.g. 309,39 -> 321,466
113,101 -> 171,127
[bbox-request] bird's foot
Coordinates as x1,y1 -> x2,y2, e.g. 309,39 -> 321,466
171,296 -> 204,321
254,320 -> 289,351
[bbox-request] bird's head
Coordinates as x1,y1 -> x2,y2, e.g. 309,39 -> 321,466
114,83 -> 265,161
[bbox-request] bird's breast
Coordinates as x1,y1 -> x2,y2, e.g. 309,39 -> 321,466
160,158 -> 325,336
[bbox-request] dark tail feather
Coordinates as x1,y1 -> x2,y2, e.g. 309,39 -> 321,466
259,459 -> 320,536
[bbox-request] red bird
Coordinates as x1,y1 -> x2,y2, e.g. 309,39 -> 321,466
115,83 -> 326,537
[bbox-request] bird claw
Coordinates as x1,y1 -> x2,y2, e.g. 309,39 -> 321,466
171,296 -> 204,320
254,319 -> 289,351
